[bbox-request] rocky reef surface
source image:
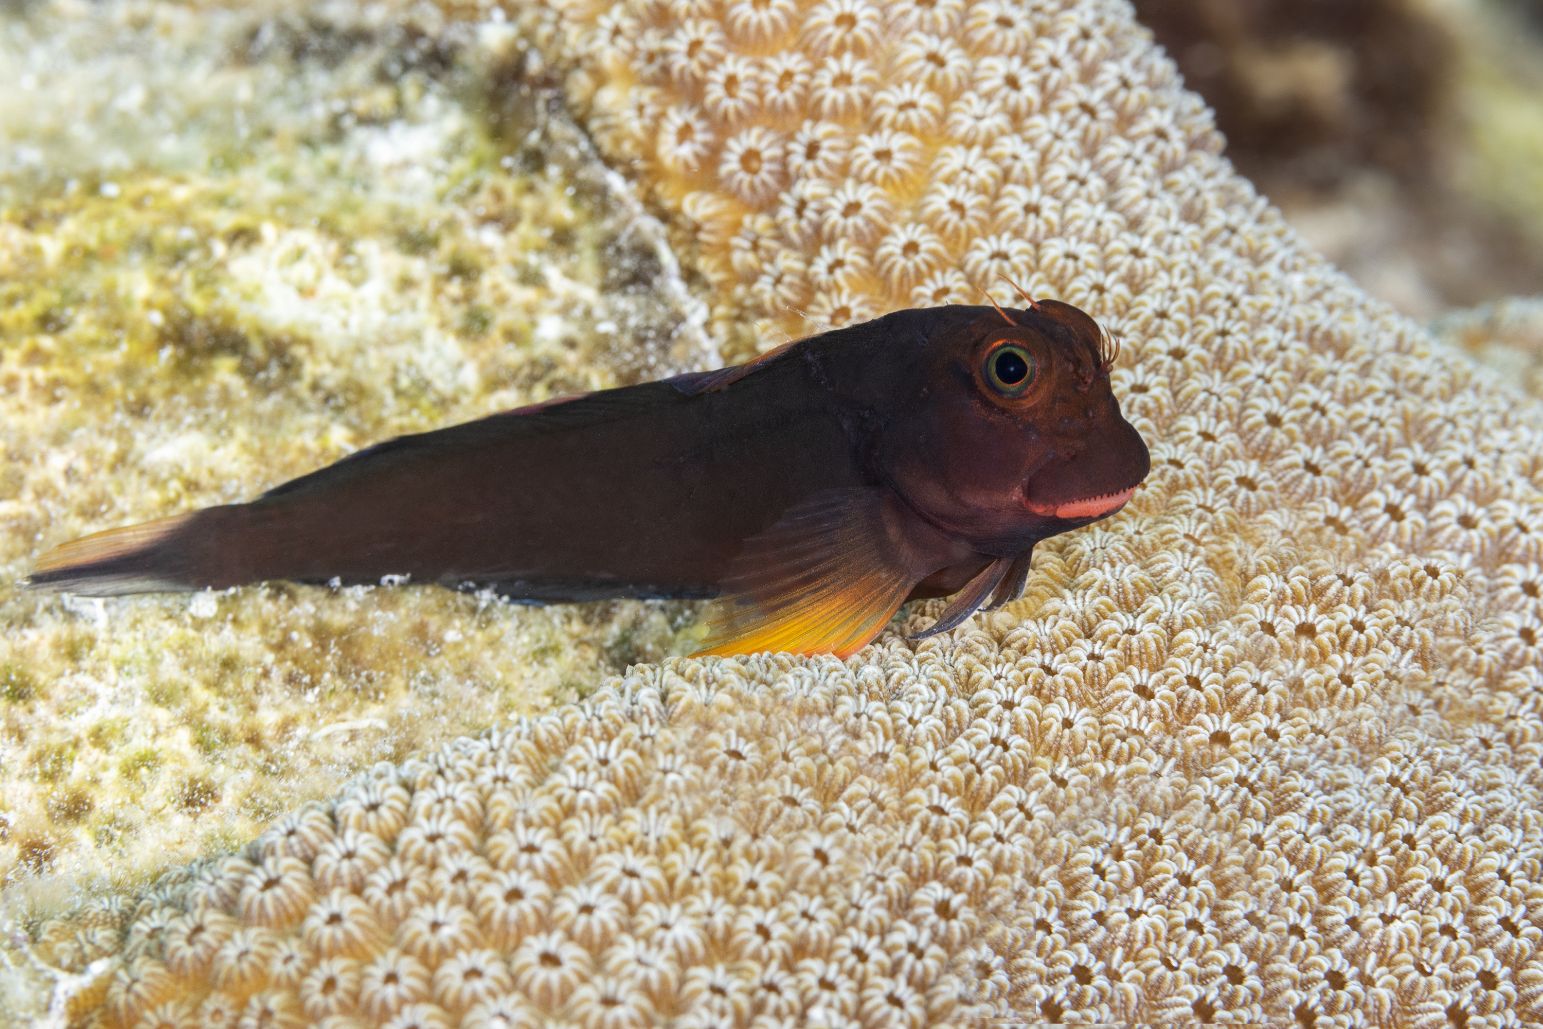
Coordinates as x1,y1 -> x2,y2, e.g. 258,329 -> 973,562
1434,296 -> 1543,399
2,0 -> 1542,1025
0,0 -> 709,910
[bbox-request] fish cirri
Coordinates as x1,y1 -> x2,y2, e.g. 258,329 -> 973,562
30,300 -> 1151,657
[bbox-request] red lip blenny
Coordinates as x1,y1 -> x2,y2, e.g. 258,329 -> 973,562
30,299 -> 1150,657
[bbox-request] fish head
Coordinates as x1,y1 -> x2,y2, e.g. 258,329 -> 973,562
876,301 -> 1151,554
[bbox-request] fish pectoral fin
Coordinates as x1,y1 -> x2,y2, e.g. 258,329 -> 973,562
984,548 -> 1034,611
694,488 -> 931,660
909,557 -> 1012,641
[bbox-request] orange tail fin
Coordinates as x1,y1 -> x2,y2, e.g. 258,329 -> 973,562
28,513 -> 200,596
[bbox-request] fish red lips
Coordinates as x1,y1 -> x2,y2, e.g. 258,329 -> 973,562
1023,484 -> 1138,520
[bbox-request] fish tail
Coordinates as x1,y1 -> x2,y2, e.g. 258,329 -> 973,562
27,509 -> 235,596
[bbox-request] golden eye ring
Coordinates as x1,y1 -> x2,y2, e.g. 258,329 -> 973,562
983,342 -> 1036,397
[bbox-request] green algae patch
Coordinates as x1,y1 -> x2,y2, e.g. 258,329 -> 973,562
0,665 -> 37,704
0,0 -> 710,911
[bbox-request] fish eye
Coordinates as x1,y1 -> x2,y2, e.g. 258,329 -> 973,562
983,342 -> 1035,397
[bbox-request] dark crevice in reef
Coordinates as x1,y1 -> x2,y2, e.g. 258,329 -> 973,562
1131,0 -> 1453,188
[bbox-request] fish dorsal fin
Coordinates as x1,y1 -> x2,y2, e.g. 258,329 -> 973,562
667,336 -> 804,396
260,383 -> 684,503
910,557 -> 1012,641
694,488 -> 934,659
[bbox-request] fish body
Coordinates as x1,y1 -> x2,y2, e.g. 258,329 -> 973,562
30,303 -> 1151,656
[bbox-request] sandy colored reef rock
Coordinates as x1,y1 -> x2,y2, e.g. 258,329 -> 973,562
4,0 -> 1543,1025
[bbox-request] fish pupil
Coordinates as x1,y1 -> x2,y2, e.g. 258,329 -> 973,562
994,350 -> 1029,385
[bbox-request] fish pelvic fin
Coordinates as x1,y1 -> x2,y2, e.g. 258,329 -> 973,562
909,546 -> 1036,641
694,488 -> 938,659
909,556 -> 1012,641
984,548 -> 1034,611
27,513 -> 198,596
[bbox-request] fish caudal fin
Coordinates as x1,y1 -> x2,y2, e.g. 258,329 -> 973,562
27,513 -> 203,596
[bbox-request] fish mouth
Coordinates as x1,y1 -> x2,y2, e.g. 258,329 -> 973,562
1023,484 -> 1138,520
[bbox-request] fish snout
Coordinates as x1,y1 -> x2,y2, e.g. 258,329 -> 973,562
1020,417 -> 1150,522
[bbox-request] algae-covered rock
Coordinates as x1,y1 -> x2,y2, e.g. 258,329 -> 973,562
0,0 -> 708,906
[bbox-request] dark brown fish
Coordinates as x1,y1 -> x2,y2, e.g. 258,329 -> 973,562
29,301 -> 1150,657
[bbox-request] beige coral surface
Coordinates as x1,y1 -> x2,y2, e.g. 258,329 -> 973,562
1435,296 -> 1543,402
6,0 -> 1543,1025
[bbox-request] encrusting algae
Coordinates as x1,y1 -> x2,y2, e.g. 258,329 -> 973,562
1,0 -> 709,903
4,0 -> 1543,1025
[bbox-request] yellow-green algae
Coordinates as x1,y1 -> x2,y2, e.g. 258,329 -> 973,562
0,0 -> 708,909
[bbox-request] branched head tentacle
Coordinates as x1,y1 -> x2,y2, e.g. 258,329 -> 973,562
1003,276 -> 1041,311
975,282 -> 1018,326
1097,325 -> 1121,374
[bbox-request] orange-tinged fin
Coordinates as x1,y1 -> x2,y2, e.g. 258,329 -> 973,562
910,557 -> 1011,641
694,489 -> 925,659
27,513 -> 196,596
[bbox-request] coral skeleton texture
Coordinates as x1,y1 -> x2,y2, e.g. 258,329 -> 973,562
10,0 -> 1543,1025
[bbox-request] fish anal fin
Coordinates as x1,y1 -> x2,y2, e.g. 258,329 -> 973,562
693,488 -> 940,659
